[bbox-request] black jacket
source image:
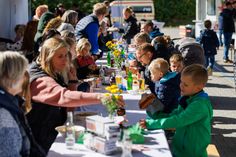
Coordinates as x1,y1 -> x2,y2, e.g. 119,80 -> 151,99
222,8 -> 235,33
200,29 -> 219,56
120,16 -> 139,44
27,62 -> 67,154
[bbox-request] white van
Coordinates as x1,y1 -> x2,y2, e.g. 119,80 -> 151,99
110,0 -> 155,26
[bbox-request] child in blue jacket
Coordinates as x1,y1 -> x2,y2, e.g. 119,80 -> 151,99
199,20 -> 219,75
147,58 -> 180,115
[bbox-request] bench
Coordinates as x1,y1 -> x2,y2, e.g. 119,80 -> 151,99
207,144 -> 220,157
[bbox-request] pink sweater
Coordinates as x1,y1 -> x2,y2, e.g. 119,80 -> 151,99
30,76 -> 101,107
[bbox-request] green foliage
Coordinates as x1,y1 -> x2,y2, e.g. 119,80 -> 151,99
153,0 -> 196,26
31,0 -> 100,15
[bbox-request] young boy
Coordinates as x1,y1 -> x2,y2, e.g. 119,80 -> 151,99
199,20 -> 219,75
169,54 -> 184,73
147,58 -> 180,115
140,64 -> 213,157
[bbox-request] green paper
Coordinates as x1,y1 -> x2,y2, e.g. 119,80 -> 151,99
128,123 -> 146,144
129,133 -> 145,144
76,132 -> 85,144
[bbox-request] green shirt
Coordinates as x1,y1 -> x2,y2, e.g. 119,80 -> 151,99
146,91 -> 213,157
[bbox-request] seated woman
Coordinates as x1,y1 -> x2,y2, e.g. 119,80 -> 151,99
6,24 -> 26,51
27,37 -> 123,154
74,38 -> 99,80
0,51 -> 45,157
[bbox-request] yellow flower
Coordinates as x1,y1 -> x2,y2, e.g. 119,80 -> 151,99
113,50 -> 120,57
104,93 -> 110,97
111,89 -> 120,94
105,86 -> 112,91
114,94 -> 121,99
111,44 -> 116,48
106,41 -> 112,47
110,85 -> 118,89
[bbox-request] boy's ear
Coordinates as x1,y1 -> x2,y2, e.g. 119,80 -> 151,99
196,83 -> 204,91
160,72 -> 164,78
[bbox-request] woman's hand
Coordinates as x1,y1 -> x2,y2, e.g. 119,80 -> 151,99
116,95 -> 125,108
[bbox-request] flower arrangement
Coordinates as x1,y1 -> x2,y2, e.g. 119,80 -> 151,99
106,41 -> 125,68
102,85 -> 123,117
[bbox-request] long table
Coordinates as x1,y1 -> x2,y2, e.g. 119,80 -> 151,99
48,129 -> 172,157
48,90 -> 173,157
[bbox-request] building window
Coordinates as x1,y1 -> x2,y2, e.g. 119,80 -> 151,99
207,0 -> 216,15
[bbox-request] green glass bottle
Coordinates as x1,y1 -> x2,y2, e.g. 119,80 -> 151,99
107,51 -> 111,67
127,71 -> 133,90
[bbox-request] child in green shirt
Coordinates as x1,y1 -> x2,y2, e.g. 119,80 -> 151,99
140,64 -> 213,157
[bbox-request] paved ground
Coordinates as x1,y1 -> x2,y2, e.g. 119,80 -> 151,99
162,27 -> 236,157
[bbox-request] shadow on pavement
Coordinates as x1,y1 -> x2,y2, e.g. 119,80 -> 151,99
211,116 -> 236,157
210,96 -> 236,110
214,62 -> 234,73
206,83 -> 233,89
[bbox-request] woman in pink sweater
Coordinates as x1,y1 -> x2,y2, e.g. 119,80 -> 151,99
26,37 -> 123,154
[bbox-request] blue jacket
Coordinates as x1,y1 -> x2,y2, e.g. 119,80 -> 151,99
155,72 -> 181,113
75,14 -> 100,55
199,29 -> 219,56
149,27 -> 164,40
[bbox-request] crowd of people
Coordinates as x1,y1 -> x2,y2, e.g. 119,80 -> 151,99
0,0 -> 235,157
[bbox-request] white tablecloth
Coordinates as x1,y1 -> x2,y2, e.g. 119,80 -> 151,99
48,130 -> 172,157
78,90 -> 146,125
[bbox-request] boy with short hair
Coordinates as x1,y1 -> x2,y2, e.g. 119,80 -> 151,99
140,64 -> 213,157
147,58 -> 180,115
169,53 -> 184,73
199,20 -> 219,75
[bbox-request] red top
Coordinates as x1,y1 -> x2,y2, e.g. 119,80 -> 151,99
77,55 -> 95,67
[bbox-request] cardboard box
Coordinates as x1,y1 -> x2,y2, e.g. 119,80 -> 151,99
93,136 -> 117,155
86,115 -> 117,136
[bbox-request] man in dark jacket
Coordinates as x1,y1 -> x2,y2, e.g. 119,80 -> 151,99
141,20 -> 164,40
135,43 -> 158,94
222,2 -> 235,63
75,3 -> 108,59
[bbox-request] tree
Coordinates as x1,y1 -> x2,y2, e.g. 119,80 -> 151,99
153,0 -> 195,26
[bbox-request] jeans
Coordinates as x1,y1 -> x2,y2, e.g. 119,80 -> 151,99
205,55 -> 215,69
223,32 -> 233,60
218,30 -> 224,46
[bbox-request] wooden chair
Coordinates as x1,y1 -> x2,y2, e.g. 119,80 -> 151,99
207,144 -> 220,157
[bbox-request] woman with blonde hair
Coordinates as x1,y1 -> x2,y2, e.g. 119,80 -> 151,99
0,51 -> 45,157
27,37 -> 124,154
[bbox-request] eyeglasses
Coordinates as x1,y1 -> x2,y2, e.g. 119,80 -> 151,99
136,51 -> 148,60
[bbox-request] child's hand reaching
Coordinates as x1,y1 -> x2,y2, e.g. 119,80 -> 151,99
139,119 -> 147,129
